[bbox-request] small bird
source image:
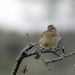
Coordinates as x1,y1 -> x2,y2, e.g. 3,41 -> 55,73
39,25 -> 60,50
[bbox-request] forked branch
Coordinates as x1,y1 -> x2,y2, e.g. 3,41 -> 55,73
11,34 -> 75,75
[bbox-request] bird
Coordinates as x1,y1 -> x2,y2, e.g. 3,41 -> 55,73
39,25 -> 61,50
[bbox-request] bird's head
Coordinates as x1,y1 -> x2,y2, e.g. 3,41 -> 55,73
47,25 -> 56,31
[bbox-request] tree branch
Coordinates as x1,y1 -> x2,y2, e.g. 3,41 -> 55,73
42,51 -> 75,64
11,34 -> 75,75
11,43 -> 36,75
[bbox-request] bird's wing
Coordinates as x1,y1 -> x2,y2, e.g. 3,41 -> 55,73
40,31 -> 47,37
39,31 -> 47,44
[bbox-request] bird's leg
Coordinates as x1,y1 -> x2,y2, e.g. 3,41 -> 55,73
49,48 -> 53,50
49,48 -> 60,57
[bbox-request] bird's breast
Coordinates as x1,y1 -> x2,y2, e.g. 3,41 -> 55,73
40,37 -> 59,49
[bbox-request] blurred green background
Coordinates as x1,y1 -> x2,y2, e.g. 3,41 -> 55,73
0,0 -> 75,75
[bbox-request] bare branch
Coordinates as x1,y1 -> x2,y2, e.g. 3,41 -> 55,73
11,33 -> 75,75
11,43 -> 36,75
42,51 -> 75,64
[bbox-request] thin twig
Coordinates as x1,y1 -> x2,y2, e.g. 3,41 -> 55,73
26,33 -> 31,43
21,65 -> 28,75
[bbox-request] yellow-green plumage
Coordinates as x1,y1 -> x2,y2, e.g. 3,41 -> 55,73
39,25 -> 60,49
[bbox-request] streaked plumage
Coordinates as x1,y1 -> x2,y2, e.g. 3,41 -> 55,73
39,25 -> 60,49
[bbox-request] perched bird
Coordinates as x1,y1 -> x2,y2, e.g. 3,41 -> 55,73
39,25 -> 60,50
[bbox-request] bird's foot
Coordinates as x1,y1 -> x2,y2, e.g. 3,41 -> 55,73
49,48 -> 53,50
